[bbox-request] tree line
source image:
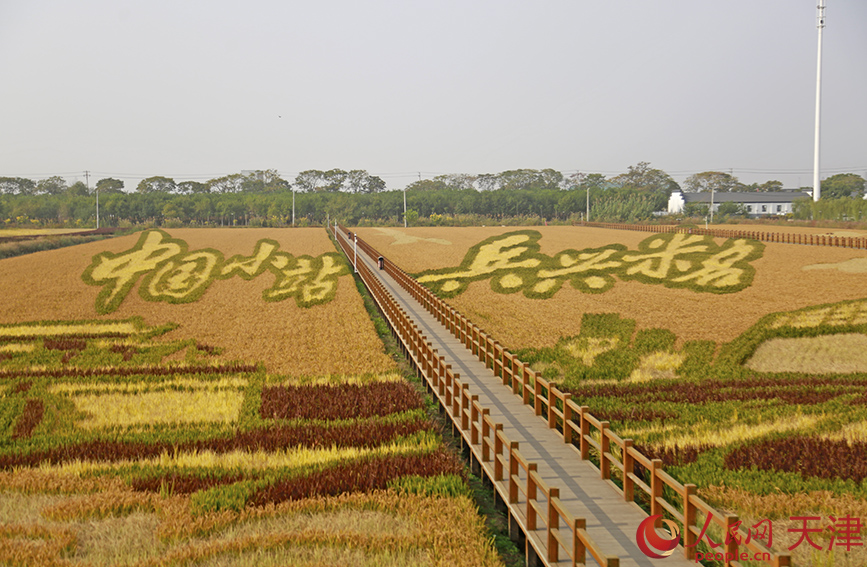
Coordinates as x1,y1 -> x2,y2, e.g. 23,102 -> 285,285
1,165 -> 864,227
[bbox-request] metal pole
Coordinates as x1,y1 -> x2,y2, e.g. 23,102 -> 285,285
812,0 -> 826,202
586,186 -> 590,222
292,187 -> 295,226
403,187 -> 407,228
353,233 -> 358,273
710,186 -> 715,224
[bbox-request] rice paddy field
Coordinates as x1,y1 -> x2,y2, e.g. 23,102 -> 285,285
357,225 -> 867,565
0,228 -> 502,567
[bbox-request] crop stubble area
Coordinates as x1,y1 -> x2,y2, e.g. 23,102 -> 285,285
358,225 -> 867,565
0,227 -> 503,567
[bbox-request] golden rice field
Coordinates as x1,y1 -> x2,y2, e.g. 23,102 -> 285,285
0,228 -> 505,566
356,225 -> 867,350
356,225 -> 867,566
0,228 -> 396,376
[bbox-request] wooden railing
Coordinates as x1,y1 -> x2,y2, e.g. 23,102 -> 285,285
333,226 -> 617,567
336,224 -> 792,567
583,221 -> 867,249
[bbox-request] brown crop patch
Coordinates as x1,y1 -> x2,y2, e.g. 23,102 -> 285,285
12,399 -> 44,440
725,437 -> 867,483
260,381 -> 425,421
249,449 -> 464,507
567,375 -> 866,407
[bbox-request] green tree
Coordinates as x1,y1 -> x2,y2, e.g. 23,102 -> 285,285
136,176 -> 176,193
95,178 -> 125,194
610,162 -> 678,195
683,171 -> 743,193
207,174 -> 244,194
0,177 -> 36,195
821,173 -> 866,199
175,180 -> 208,194
66,181 -> 90,197
344,170 -> 385,194
35,176 -> 67,195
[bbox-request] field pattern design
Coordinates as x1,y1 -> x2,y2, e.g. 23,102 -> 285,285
82,229 -> 348,313
415,230 -> 763,298
0,316 -> 498,566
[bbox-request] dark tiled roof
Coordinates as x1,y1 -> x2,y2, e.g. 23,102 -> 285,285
681,191 -> 812,204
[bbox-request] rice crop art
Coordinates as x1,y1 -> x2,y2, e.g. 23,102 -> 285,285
413,230 -> 763,298
0,317 -> 499,566
82,229 -> 348,313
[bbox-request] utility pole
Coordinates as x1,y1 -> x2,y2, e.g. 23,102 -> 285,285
813,0 -> 826,202
86,171 -> 98,229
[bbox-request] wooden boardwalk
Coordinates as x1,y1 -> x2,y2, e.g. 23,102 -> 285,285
334,227 -> 699,567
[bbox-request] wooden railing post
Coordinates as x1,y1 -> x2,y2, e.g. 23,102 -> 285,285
534,373 -> 543,416
493,425 -> 505,478
600,421 -> 611,480
508,442 -> 520,503
579,406 -> 591,460
547,388 -> 557,429
563,397 -> 573,445
724,514 -> 739,567
573,517 -> 586,565
683,484 -> 697,559
527,464 -> 538,530
623,439 -> 635,502
471,401 -> 484,445
547,489 -> 560,563
650,459 -> 663,520
522,366 -> 532,405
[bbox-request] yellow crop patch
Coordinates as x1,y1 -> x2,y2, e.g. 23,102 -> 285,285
0,320 -> 141,339
70,386 -> 247,429
39,431 -> 440,474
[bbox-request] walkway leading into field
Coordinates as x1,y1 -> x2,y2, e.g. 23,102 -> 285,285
334,228 -> 695,567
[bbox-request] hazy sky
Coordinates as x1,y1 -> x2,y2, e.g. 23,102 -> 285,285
1,0 -> 864,191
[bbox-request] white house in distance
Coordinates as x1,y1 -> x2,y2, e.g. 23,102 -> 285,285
667,189 -> 813,217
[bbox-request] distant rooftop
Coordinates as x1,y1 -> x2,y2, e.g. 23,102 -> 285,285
679,190 -> 812,204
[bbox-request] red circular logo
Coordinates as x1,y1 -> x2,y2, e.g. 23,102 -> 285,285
636,515 -> 680,559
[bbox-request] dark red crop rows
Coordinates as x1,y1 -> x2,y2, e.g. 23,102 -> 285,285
0,417 -> 433,469
43,338 -> 87,351
635,443 -> 711,467
12,399 -> 44,440
126,448 -> 462,502
249,448 -> 464,506
725,437 -> 867,483
260,381 -> 424,421
567,375 -> 867,407
593,408 -> 678,424
109,344 -> 138,361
